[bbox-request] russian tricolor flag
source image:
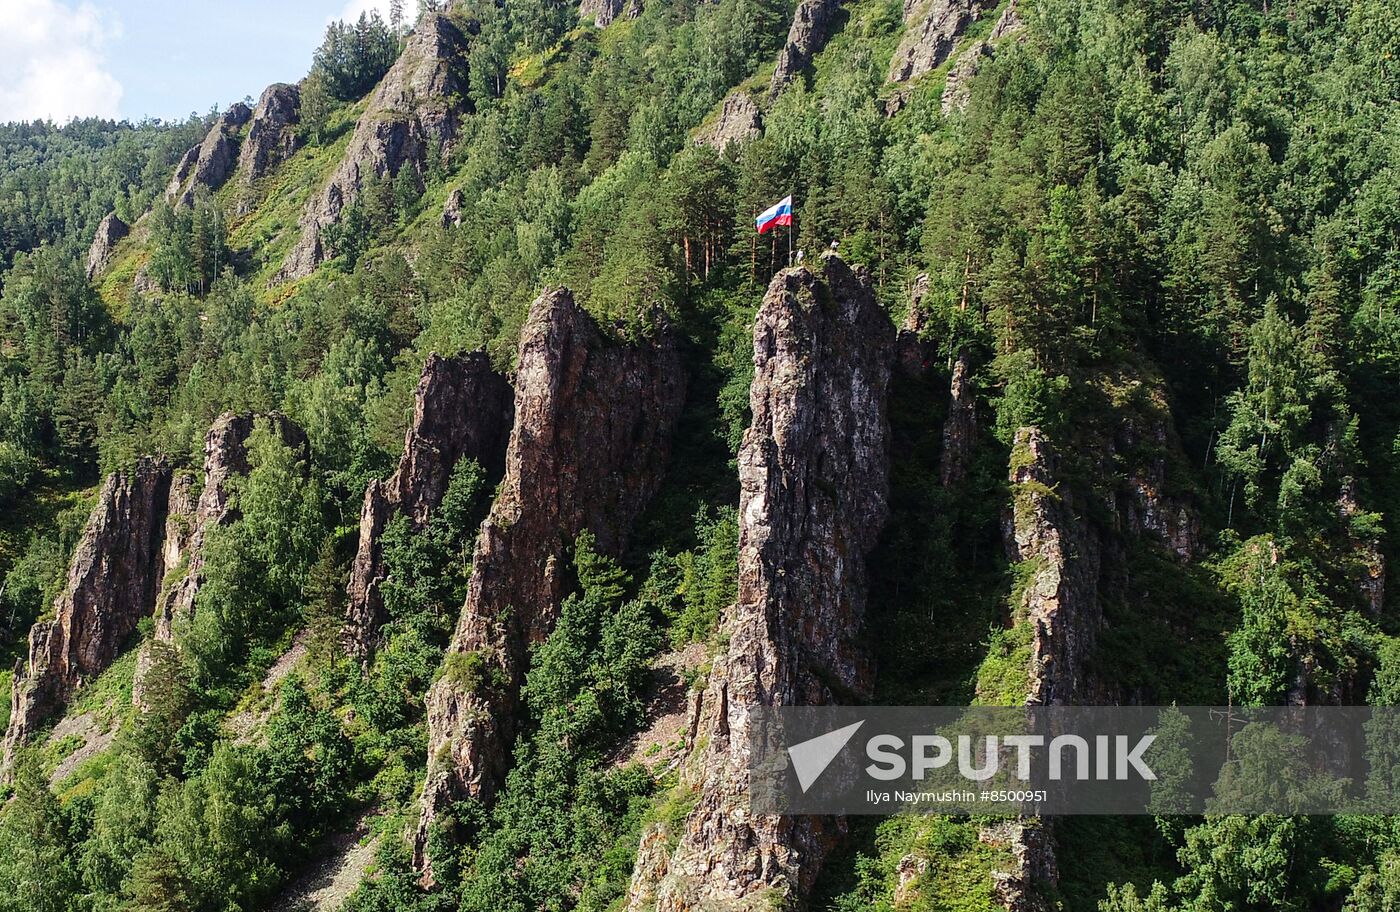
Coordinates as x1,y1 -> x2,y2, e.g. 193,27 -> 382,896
756,195 -> 793,234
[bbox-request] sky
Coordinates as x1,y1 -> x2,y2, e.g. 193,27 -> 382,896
0,0 -> 420,124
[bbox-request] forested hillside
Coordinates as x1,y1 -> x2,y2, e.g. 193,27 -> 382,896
0,0 -> 1397,910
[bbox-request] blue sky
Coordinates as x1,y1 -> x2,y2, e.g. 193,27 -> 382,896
0,0 -> 417,124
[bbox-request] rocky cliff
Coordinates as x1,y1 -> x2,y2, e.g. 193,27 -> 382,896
166,102 -> 253,208
85,212 -> 129,279
629,254 -> 894,911
344,352 -> 513,660
580,0 -> 635,26
278,14 -> 469,281
978,389 -> 1199,907
770,0 -> 842,98
3,459 -> 173,775
940,351 -> 977,487
153,413 -> 308,641
239,83 -> 302,182
413,288 -> 684,879
236,83 -> 302,212
1001,427 -> 1101,708
939,2 -> 1024,113
896,272 -> 934,378
695,91 -> 763,152
888,0 -> 979,85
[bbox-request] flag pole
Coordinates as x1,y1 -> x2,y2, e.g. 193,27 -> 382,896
788,191 -> 794,267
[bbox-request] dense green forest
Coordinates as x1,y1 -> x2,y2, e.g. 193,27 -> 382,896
0,0 -> 1397,910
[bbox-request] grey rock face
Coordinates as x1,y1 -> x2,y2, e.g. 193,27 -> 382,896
441,188 -> 466,227
152,413 -> 307,642
237,83 -> 302,208
897,272 -> 934,378
939,1 -> 1025,112
983,818 -> 1059,912
888,0 -> 978,85
940,38 -> 992,113
1002,427 -> 1101,708
343,352 -> 513,660
695,91 -> 763,151
278,14 -> 470,281
633,255 -> 895,911
940,349 -> 977,487
85,212 -> 129,279
770,0 -> 842,98
580,0 -> 626,25
413,288 -> 684,881
131,414 -> 306,709
1119,418 -> 1199,564
3,458 -> 173,775
166,102 -> 253,208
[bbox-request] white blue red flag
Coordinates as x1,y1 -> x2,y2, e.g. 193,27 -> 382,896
756,195 -> 793,234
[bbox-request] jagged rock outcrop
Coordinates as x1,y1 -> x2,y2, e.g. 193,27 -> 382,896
278,14 -> 470,281
982,819 -> 1058,912
770,0 -> 842,98
888,0 -> 979,84
165,147 -> 199,200
153,413 -> 307,640
1119,416 -> 1199,563
940,350 -> 977,487
441,188 -> 466,227
939,2 -> 1025,113
85,212 -> 129,279
895,853 -> 931,906
166,102 -> 253,208
978,428 -> 1097,911
414,288 -> 684,879
941,39 -> 992,113
897,273 -> 933,378
695,91 -> 763,151
988,1 -> 1024,39
134,266 -> 159,296
1001,427 -> 1101,707
3,459 -> 173,774
580,0 -> 626,26
236,83 -> 301,208
632,255 -> 894,911
131,414 -> 307,707
344,352 -> 513,660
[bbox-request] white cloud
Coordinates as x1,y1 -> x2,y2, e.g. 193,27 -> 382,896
338,0 -> 422,25
0,0 -> 123,123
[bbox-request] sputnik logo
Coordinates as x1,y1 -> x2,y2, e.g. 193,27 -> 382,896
787,721 -> 864,792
